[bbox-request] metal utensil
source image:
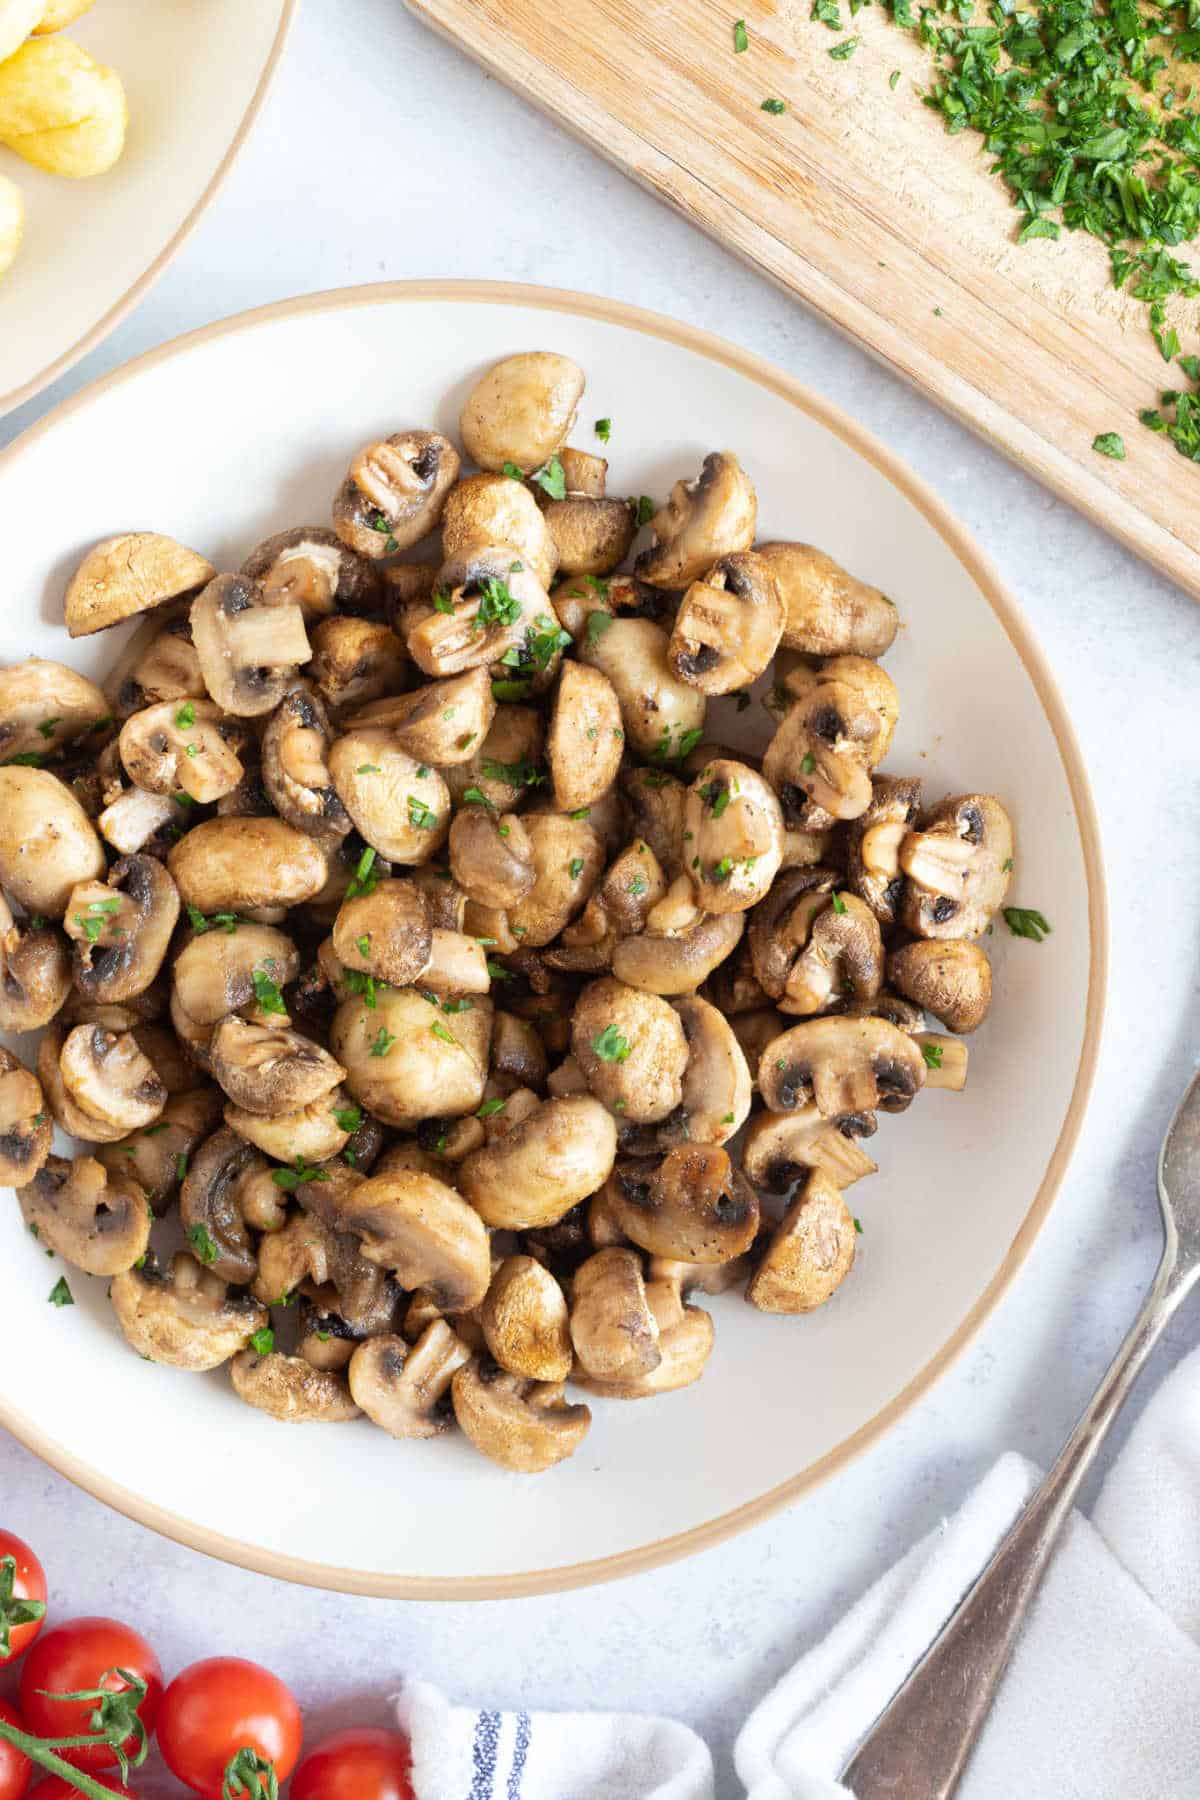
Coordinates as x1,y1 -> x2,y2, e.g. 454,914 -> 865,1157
841,1068 -> 1200,1799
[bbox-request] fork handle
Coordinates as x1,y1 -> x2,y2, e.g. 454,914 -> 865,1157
840,1245 -> 1199,1799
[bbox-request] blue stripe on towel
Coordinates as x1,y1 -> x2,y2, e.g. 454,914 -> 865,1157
470,1709 -> 502,1798
507,1712 -> 532,1797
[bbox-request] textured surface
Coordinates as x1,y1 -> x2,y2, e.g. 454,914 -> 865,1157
408,0 -> 1200,599
0,0 -> 1197,1794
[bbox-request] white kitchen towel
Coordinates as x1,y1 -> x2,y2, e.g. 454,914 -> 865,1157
397,1344 -> 1200,1800
396,1676 -> 715,1800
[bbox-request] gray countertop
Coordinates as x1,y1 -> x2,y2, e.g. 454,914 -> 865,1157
2,2 -> 1198,1793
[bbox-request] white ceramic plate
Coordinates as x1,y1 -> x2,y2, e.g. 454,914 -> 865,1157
0,0 -> 295,416
0,284 -> 1107,1597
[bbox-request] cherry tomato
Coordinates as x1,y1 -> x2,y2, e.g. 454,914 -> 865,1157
33,1780 -> 136,1798
290,1728 -> 415,1800
0,1700 -> 32,1800
18,1619 -> 162,1773
0,1533 -> 47,1667
157,1658 -> 302,1799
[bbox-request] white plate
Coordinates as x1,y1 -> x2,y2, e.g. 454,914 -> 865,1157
0,0 -> 295,416
0,284 -> 1107,1597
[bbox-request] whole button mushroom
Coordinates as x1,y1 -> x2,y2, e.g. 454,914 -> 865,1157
328,728 -> 450,865
65,854 -> 181,1005
603,1145 -> 760,1264
0,766 -> 106,916
0,897 -> 72,1031
505,811 -> 605,948
231,1350 -> 361,1424
571,975 -> 689,1125
348,1322 -> 474,1440
308,1165 -> 491,1314
109,1251 -> 269,1371
168,817 -> 328,915
845,775 -> 924,927
479,1256 -> 572,1383
190,573 -> 311,718
740,1107 -> 878,1195
580,616 -> 705,763
459,352 -> 585,475
347,666 -> 496,767
569,1248 -> 661,1381
171,923 -> 301,1027
331,987 -> 492,1129
330,877 -> 434,990
888,938 -> 993,1034
260,686 -> 351,842
762,678 -> 880,825
635,452 -> 757,590
545,661 -> 623,815
333,430 -> 460,559
308,616 -> 407,715
451,1361 -> 591,1474
458,1095 -> 618,1231
759,1016 -> 926,1122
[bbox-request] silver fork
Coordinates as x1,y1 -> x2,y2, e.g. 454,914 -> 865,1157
841,1068 -> 1200,1799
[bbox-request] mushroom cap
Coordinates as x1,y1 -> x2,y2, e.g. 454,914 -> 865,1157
776,892 -> 884,1018
569,1247 -> 661,1381
178,1125 -> 269,1284
171,922 -> 300,1025
328,728 -> 450,865
308,1165 -> 491,1312
333,431 -> 460,558
756,542 -> 898,658
458,1095 -> 618,1231
0,906 -> 71,1032
0,766 -> 106,916
103,602 -> 203,719
240,525 -> 382,619
190,573 -> 311,718
636,452 -> 757,589
331,987 -> 492,1129
98,1084 -> 224,1215
441,703 -> 545,813
668,994 -> 752,1146
580,615 -> 705,763
309,615 -> 407,715
668,552 -> 785,696
448,808 -> 535,912
20,1152 -> 150,1275
683,759 -> 785,915
747,865 -> 838,1001
117,697 -> 245,806
348,1322 -> 472,1439
260,685 -> 351,841
759,1015 -> 926,1121
110,1251 -> 268,1370
505,811 -> 605,948
209,1017 -> 345,1115
762,681 -> 877,826
230,1350 -> 361,1423
441,471 -> 559,589
459,352 -> 585,474
604,1145 -> 760,1264
571,975 -> 688,1124
0,1047 -> 51,1188
168,817 -> 328,914
845,774 -> 924,927
348,666 -> 496,768
57,1023 -> 167,1138
69,854 -> 181,1005
745,1169 -> 857,1313
542,495 -> 634,578
224,1087 -> 351,1165
479,1255 -> 572,1382
0,658 -> 111,762
741,1106 -> 877,1193
888,938 -> 992,1034
331,877 -> 434,988
65,532 -> 214,637
900,794 -> 1014,940
611,908 -> 744,997
546,660 -> 623,814
451,1360 -> 591,1473
571,1304 -> 714,1399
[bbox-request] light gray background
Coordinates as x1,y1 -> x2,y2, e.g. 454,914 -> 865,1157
1,2 -> 1198,1793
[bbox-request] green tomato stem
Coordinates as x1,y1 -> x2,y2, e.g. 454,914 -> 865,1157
0,1717 -> 130,1798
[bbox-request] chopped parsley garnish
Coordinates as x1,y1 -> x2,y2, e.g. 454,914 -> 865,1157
346,845 -> 378,898
853,1216 -> 864,1234
492,679 -> 533,702
922,1042 -> 944,1070
595,416 -> 613,440
186,903 -> 239,935
830,890 -> 848,915
592,1023 -> 632,1062
1093,432 -> 1127,460
711,857 -> 734,882
568,856 -> 585,879
332,1103 -> 364,1134
357,763 -> 381,775
1001,856 -> 1014,872
486,959 -> 512,981
356,934 -> 370,957
174,701 -> 196,729
432,588 -> 455,614
473,576 -> 523,630
37,716 -> 62,739
733,16 -> 749,50
632,495 -> 656,527
628,874 -> 648,896
586,609 -> 614,648
462,785 -> 494,808
481,758 -> 544,787
829,34 -> 859,56
701,779 -> 731,818
369,1026 -> 396,1056
371,512 -> 400,553
502,460 -> 525,480
722,1111 -> 736,1124
532,456 -> 567,500
477,1097 -> 507,1119
249,1326 -> 275,1356
651,724 -> 705,764
48,1277 -> 73,1307
569,806 -> 591,820
761,96 -> 787,112
4,752 -> 43,767
271,1155 -> 330,1190
251,968 -> 287,1015
187,1223 -> 219,1265
176,1152 -> 189,1182
74,897 -> 121,943
408,794 -> 439,830
343,968 -> 385,1008
430,1020 -> 457,1045
889,68 -> 901,88
1003,906 -> 1052,942
800,751 -> 816,774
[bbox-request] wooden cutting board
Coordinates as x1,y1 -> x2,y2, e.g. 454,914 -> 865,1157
406,0 -> 1200,598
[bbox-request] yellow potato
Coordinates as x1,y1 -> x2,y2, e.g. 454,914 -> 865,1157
0,0 -> 44,63
0,37 -> 126,177
0,172 -> 22,276
34,0 -> 97,31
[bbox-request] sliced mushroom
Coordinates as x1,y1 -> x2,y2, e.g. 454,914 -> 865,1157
0,766 -> 106,916
348,1322 -> 473,1439
451,1360 -> 591,1473
668,553 -> 784,695
441,704 -> 545,813
104,603 -> 205,719
56,1023 -> 167,1138
546,660 -> 622,813
621,767 -> 687,878
224,1089 -> 351,1165
746,1169 -> 857,1313
0,897 -> 71,1030
603,1146 -> 759,1263
571,975 -> 688,1123
635,452 -> 756,589
0,1047 -> 51,1187
308,616 -> 407,716
407,548 -> 553,681
458,1095 -> 617,1230
545,837 -> 667,974
762,680 -> 878,825
98,1085 -> 224,1215
505,811 -> 604,947
350,668 -> 496,770
176,1126 -> 272,1283
747,866 -> 836,1001
331,877 -> 433,988
231,1350 -> 361,1423
569,1247 -> 661,1380
260,686 -> 351,841
65,533 -> 214,638
168,817 -> 328,915
571,1304 -> 713,1399
448,808 -> 535,910
331,987 -> 492,1127
190,573 -> 311,718
776,892 -> 884,1017
310,1165 -> 491,1311
0,659 -> 110,763
845,775 -> 923,927
459,352 -> 585,473
66,855 -> 180,1004
888,938 -> 992,1033
900,794 -> 1014,940
261,1179 -> 399,1332
334,431 -> 461,558
741,1106 -> 878,1193
479,1255 -> 571,1381
172,923 -> 300,1025
756,542 -> 898,657
241,526 -> 382,619
611,905 -> 744,997
759,1016 -> 926,1120
97,787 -> 182,858
110,1251 -> 268,1370
327,728 -> 450,864
580,616 -> 705,762
440,472 -> 558,589
667,994 -> 752,1146
683,759 -> 784,915
210,1017 -> 345,1115
118,698 -> 244,805
799,655 -> 899,768
20,1152 -> 150,1274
